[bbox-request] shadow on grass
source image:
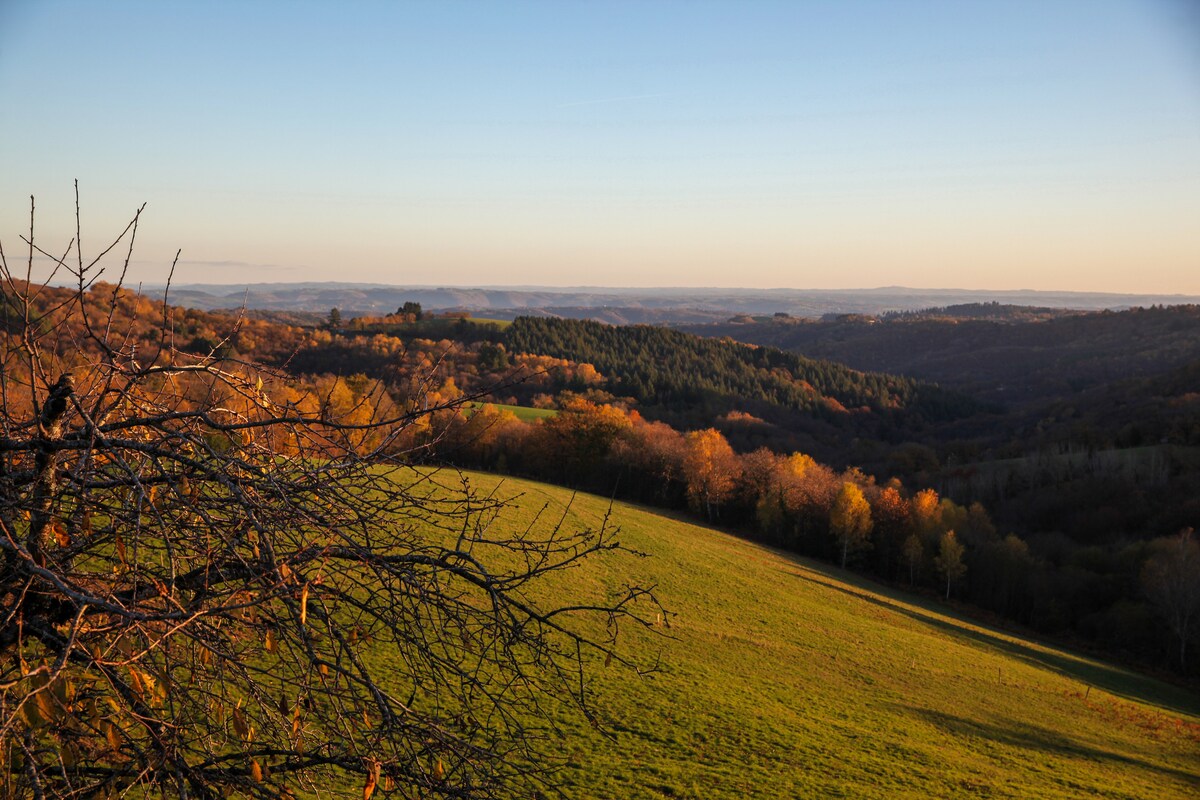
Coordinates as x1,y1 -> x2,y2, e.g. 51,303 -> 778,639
501,480 -> 1200,720
783,559 -> 1200,720
909,707 -> 1200,788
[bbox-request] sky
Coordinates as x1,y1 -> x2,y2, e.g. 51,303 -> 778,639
1,0 -> 1198,292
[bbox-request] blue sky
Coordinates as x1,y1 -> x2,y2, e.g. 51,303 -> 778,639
1,0 -> 1198,292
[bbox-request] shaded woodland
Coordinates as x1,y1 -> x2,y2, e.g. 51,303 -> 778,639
681,303 -> 1200,406
503,316 -> 982,462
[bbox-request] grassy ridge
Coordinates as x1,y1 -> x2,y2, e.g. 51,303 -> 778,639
423,470 -> 1199,799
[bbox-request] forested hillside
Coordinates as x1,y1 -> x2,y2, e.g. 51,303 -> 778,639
503,316 -> 981,460
506,316 -> 934,414
676,307 -> 1200,537
681,304 -> 1200,405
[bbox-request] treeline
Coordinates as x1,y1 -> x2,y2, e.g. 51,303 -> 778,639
324,314 -> 985,466
505,316 -> 966,418
425,398 -> 1199,676
679,304 -> 1200,548
880,302 -> 1073,323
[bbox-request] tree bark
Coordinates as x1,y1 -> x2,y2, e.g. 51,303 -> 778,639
28,373 -> 73,565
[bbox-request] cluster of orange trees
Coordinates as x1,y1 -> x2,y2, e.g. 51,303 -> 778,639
425,392 -> 1200,676
432,397 -> 983,599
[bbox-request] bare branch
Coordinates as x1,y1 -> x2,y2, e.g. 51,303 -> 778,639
0,191 -> 661,799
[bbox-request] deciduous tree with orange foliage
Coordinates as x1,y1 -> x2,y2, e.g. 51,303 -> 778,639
682,428 -> 740,520
529,397 -> 632,486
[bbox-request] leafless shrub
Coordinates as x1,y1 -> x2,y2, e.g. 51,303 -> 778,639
0,187 -> 662,799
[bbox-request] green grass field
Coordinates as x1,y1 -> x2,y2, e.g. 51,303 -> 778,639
408,470 -> 1199,799
457,316 -> 513,328
461,400 -> 558,421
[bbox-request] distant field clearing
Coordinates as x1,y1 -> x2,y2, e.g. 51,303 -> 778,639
461,401 -> 558,421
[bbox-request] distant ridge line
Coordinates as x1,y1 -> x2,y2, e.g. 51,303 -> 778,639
132,282 -> 1200,319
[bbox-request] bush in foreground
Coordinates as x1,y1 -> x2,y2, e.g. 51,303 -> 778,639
0,191 -> 660,798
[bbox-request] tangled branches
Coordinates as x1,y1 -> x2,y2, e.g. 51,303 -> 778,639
0,190 -> 662,798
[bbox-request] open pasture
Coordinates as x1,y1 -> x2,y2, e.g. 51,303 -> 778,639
406,470 -> 1200,799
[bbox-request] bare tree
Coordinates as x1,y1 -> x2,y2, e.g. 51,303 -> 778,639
0,189 -> 661,799
1142,528 -> 1200,671
902,533 -> 923,586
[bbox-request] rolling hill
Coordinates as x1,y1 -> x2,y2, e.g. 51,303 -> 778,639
678,305 -> 1200,406
160,282 -> 1200,320
408,470 -> 1200,799
502,315 -> 982,464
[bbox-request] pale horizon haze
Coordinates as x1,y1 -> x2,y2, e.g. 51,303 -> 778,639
2,1 -> 1198,293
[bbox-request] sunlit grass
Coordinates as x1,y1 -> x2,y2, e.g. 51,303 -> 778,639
392,469 -> 1200,800
461,401 -> 558,421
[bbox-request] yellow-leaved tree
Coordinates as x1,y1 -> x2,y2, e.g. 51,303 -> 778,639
830,481 -> 873,568
681,428 -> 740,520
935,530 -> 968,599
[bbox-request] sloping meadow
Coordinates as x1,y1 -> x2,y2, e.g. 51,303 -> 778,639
402,469 -> 1200,800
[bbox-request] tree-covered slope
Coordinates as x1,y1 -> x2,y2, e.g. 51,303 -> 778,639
679,304 -> 1200,406
504,316 -> 979,441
